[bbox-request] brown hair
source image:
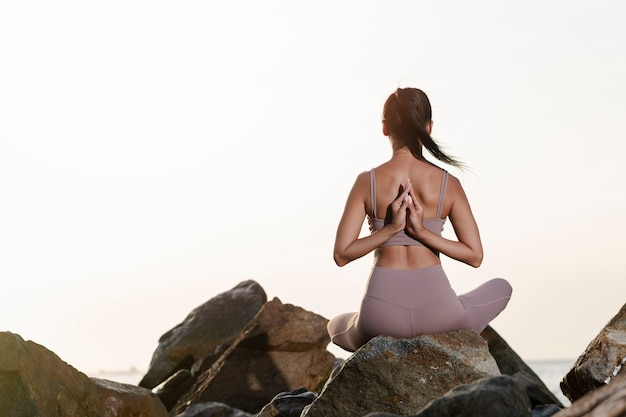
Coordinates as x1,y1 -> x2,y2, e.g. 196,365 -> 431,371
383,88 -> 463,169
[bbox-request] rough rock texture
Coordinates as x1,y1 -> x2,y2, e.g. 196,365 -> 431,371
256,387 -> 318,417
153,369 -> 195,410
554,373 -> 626,417
532,404 -> 564,417
561,302 -> 626,402
171,402 -> 253,417
140,280 -> 267,389
0,331 -> 167,417
0,332 -> 97,416
93,378 -> 171,417
171,297 -> 335,415
482,325 -> 564,407
513,371 -> 565,410
301,330 -> 501,417
410,375 -> 532,417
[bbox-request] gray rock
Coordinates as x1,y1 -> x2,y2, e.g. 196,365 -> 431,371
191,351 -> 227,378
532,404 -> 563,417
139,280 -> 267,389
482,325 -> 564,407
256,387 -> 317,417
363,376 -> 534,417
513,370 -> 565,409
553,373 -> 626,417
92,378 -> 171,417
561,302 -> 626,402
410,375 -> 532,417
301,330 -> 501,417
171,298 -> 335,415
153,369 -> 195,410
172,402 -> 254,417
0,331 -> 167,417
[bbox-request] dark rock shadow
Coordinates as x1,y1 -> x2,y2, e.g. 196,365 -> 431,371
172,332 -> 290,415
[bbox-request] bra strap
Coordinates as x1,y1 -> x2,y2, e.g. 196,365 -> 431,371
435,170 -> 449,218
369,169 -> 377,219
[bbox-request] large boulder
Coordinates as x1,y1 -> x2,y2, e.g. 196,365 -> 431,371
0,331 -> 167,417
171,297 -> 335,415
139,280 -> 267,389
301,330 -> 501,417
256,387 -> 318,417
561,302 -> 626,402
171,402 -> 253,417
92,378 -> 171,417
512,371 -> 566,411
405,375 -> 532,417
153,369 -> 195,410
481,325 -> 564,407
553,373 -> 626,417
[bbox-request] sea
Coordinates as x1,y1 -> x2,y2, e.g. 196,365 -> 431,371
90,358 -> 574,407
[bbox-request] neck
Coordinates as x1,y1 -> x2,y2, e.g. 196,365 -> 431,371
391,142 -> 423,160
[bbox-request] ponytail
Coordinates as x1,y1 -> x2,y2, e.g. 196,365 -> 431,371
384,88 -> 464,169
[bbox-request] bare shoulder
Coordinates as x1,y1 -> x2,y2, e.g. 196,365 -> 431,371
439,172 -> 470,214
445,172 -> 464,194
339,170 -> 371,216
353,170 -> 371,189
346,170 -> 371,200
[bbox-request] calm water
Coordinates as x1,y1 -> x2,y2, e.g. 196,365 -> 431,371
91,359 -> 574,407
526,359 -> 573,406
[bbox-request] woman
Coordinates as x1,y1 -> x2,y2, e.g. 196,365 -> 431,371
328,87 -> 512,352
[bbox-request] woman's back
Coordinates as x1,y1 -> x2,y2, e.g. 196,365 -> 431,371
367,154 -> 454,269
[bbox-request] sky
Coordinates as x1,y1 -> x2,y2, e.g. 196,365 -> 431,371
1,1 -> 626,375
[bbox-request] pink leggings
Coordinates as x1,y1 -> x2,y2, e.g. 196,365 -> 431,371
328,264 -> 512,352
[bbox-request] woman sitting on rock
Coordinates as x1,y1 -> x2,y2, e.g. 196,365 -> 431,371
328,87 -> 512,352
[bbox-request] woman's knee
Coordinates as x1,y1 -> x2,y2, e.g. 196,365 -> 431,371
490,278 -> 513,297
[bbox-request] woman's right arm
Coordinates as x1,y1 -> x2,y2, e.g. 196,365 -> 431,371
333,173 -> 411,267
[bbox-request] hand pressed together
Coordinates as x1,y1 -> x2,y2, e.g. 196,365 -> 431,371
387,180 -> 412,232
405,183 -> 426,239
386,179 -> 430,241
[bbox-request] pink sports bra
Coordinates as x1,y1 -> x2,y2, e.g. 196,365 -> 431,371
368,168 -> 448,247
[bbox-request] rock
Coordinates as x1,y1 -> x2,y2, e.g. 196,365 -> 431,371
301,330 -> 501,417
0,331 -> 98,416
171,297 -> 335,415
0,331 -> 167,417
139,280 -> 267,389
172,402 -> 254,417
364,411 -> 403,417
362,414 -> 403,417
190,351 -> 225,378
560,302 -> 626,402
482,325 -> 564,407
92,378 -> 170,417
532,404 -> 564,417
553,373 -> 626,416
409,375 -> 532,417
513,370 -> 565,409
362,376 -> 533,417
256,387 -> 318,417
153,369 -> 195,410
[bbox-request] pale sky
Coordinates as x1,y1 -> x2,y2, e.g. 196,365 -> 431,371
2,1 -> 625,374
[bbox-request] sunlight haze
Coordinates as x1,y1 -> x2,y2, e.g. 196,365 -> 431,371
1,0 -> 625,373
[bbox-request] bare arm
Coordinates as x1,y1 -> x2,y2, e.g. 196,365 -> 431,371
333,173 -> 412,267
405,177 -> 483,267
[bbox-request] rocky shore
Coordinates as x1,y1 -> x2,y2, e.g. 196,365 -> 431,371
2,279 -> 625,416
